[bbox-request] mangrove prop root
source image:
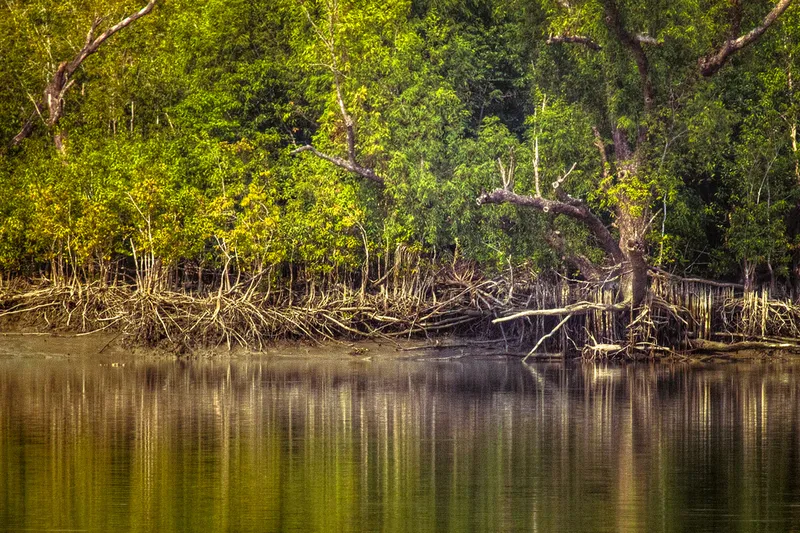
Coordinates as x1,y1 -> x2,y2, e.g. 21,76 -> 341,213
1,271 -> 799,359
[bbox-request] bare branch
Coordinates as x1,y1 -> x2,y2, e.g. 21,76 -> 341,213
649,267 -> 745,289
533,138 -> 541,196
291,2 -> 383,186
493,301 -> 628,323
291,145 -> 384,184
546,34 -> 602,50
334,76 -> 358,166
83,17 -> 103,51
523,313 -> 573,361
545,230 -> 604,281
700,0 -> 792,76
634,34 -> 662,46
68,0 -> 157,74
551,162 -> 577,200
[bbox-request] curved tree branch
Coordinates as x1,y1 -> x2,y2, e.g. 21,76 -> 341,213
292,2 -> 383,185
545,230 -> 604,281
699,0 -> 793,77
70,0 -> 157,70
477,188 -> 624,264
9,0 -> 158,149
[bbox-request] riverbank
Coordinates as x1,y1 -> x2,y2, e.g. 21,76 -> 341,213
3,274 -> 800,359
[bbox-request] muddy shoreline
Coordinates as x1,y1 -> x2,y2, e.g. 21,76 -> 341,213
0,330 -> 514,362
0,330 -> 796,364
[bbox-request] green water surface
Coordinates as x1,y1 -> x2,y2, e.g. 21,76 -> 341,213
1,354 -> 799,532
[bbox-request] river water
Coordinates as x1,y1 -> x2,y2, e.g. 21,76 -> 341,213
1,350 -> 800,532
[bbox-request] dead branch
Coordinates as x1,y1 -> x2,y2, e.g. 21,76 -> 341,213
478,188 -> 625,264
291,2 -> 384,185
634,34 -> 662,46
699,0 -> 792,76
547,33 -> 658,50
10,0 -> 158,149
290,145 -> 383,184
478,140 -> 622,267
690,338 -> 800,352
583,342 -> 626,358
551,162 -> 578,203
523,312 -> 573,361
493,301 -> 628,323
498,150 -> 516,191
649,267 -> 745,289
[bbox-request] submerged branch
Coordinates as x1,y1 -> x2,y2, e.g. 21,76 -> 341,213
523,313 -> 573,361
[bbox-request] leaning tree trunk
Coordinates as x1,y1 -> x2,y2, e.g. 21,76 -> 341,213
8,0 -> 158,152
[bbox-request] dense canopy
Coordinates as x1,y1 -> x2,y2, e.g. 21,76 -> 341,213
1,0 -> 798,296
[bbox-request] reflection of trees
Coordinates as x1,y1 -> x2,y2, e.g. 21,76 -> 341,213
0,360 -> 799,531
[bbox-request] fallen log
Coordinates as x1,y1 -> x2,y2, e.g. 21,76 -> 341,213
690,338 -> 800,353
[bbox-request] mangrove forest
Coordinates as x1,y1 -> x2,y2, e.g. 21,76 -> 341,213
3,0 -> 800,356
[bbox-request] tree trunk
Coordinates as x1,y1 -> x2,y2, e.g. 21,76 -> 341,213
620,243 -> 649,307
615,173 -> 651,308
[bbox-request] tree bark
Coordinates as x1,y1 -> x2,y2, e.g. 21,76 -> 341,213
546,35 -> 602,50
290,145 -> 384,184
600,0 -> 654,114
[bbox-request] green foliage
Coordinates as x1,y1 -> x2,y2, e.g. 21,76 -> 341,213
724,201 -> 790,277
2,0 -> 800,289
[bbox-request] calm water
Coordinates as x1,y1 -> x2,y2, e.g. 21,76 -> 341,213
1,353 -> 800,532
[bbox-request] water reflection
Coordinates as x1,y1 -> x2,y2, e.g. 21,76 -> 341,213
1,356 -> 800,532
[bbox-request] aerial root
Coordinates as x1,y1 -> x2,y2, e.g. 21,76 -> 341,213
0,273 -> 509,351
